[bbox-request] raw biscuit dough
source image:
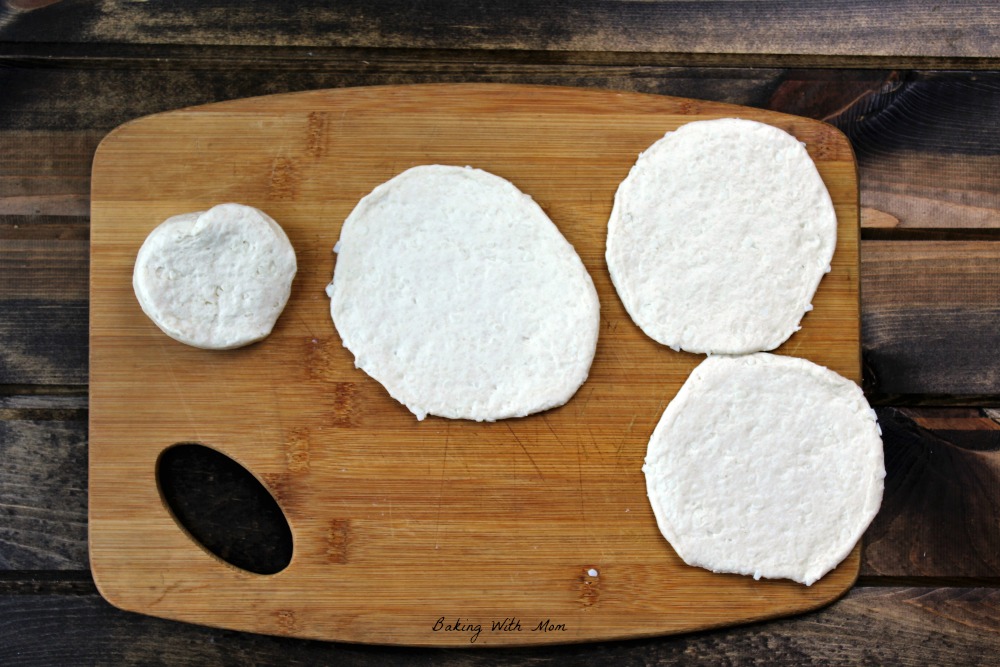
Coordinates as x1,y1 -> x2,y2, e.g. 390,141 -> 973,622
328,165 -> 600,422
643,353 -> 885,585
606,118 -> 837,354
133,203 -> 297,349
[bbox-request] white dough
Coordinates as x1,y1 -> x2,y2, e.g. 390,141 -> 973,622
643,353 -> 885,586
328,165 -> 600,422
606,118 -> 837,354
133,203 -> 297,349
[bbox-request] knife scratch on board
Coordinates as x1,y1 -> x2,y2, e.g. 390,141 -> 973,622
574,383 -> 597,418
540,414 -> 564,448
505,421 -> 544,480
433,422 -> 451,549
614,415 -> 638,472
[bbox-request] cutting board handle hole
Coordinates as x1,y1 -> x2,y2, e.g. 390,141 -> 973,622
156,443 -> 294,575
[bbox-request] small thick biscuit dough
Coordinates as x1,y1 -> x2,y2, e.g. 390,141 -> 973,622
328,165 -> 600,422
643,353 -> 885,586
607,118 -> 837,354
133,203 -> 297,349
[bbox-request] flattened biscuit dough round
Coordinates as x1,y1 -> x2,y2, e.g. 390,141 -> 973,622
329,165 -> 600,422
643,353 -> 884,586
607,118 -> 837,354
133,203 -> 297,349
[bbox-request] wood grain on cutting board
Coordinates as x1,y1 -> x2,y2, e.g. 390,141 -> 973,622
89,84 -> 860,646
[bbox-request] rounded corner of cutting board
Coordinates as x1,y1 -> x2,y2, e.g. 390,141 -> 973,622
92,110 -> 174,166
88,551 -> 137,617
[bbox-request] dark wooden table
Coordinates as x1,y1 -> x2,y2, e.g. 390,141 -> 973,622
3,2 -> 1000,664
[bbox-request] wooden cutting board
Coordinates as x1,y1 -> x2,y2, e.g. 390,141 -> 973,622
89,84 -> 860,647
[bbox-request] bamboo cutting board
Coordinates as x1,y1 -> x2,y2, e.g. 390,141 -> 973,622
89,84 -> 860,646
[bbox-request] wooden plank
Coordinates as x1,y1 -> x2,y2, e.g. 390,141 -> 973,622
0,239 -> 87,300
848,74 -> 1000,230
0,129 -> 94,384
862,408 -> 1000,578
770,71 -> 1000,229
0,133 -> 99,217
862,241 -> 1000,397
0,235 -> 88,385
0,393 -> 87,420
0,62 -> 793,133
0,417 -> 88,570
0,587 -> 996,664
2,1 -> 1000,61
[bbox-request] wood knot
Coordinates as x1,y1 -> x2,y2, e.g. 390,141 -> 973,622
861,207 -> 900,229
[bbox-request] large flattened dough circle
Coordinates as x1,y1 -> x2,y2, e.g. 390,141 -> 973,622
132,203 -> 297,350
606,118 -> 837,355
643,353 -> 885,586
329,164 -> 600,422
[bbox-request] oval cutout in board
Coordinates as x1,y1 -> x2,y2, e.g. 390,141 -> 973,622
156,443 -> 293,575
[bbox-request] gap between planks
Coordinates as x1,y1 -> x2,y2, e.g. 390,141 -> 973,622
2,43 -> 1000,71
